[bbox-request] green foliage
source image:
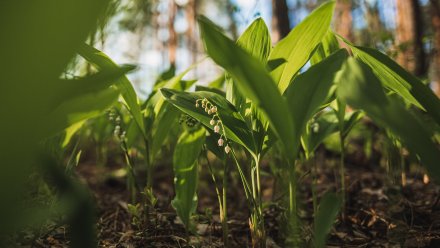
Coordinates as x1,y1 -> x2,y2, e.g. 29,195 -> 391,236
198,16 -> 295,160
269,1 -> 336,93
78,44 -> 147,138
172,127 -> 206,230
161,89 -> 257,156
284,49 -> 348,159
314,192 -> 342,248
337,58 -> 440,181
337,37 -> 440,125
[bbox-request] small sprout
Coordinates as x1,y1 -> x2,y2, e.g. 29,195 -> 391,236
210,119 -> 216,125
214,125 -> 220,133
224,145 -> 231,154
218,138 -> 224,146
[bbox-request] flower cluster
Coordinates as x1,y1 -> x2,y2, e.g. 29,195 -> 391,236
108,110 -> 126,142
196,98 -> 231,154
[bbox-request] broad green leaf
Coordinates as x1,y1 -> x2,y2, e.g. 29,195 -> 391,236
54,65 -> 134,107
311,30 -> 340,65
351,46 -> 440,124
302,111 -> 339,156
336,35 -> 440,125
228,17 -> 272,151
285,49 -> 348,159
46,88 -> 119,136
269,1 -> 335,93
198,16 -> 295,160
77,44 -> 146,138
227,17 -> 271,116
161,88 -> 257,156
62,120 -> 86,148
237,17 -> 272,62
172,127 -> 205,230
195,85 -> 226,97
302,110 -> 363,156
314,192 -> 342,248
337,58 -> 440,181
151,103 -> 180,160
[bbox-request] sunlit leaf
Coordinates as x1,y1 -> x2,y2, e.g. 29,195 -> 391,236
269,1 -> 335,93
336,36 -> 440,125
285,49 -> 348,159
314,192 -> 342,248
198,16 -> 295,159
77,44 -> 146,137
161,88 -> 257,156
337,58 -> 440,181
172,127 -> 205,230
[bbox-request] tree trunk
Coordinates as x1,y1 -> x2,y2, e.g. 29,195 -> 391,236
186,0 -> 196,65
430,0 -> 440,97
271,0 -> 290,43
395,0 -> 426,76
334,0 -> 353,42
168,0 -> 177,68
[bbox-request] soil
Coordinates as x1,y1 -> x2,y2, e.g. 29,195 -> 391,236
31,147 -> 440,248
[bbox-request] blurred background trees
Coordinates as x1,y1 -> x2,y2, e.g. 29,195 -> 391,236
92,0 -> 440,98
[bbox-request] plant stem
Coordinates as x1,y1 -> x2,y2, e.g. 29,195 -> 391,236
339,133 -> 346,215
205,148 -> 229,247
288,160 -> 299,247
222,160 -> 229,247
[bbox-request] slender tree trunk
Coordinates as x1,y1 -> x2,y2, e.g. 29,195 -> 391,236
271,0 -> 290,43
430,0 -> 440,97
186,0 -> 197,66
396,0 -> 426,76
168,0 -> 177,67
334,0 -> 353,44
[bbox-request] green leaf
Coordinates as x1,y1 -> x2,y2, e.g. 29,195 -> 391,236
269,1 -> 336,93
314,192 -> 342,248
54,65 -> 134,107
46,88 -> 119,136
337,58 -> 440,181
151,103 -> 180,160
302,111 -> 339,156
337,38 -> 440,125
195,85 -> 226,97
237,17 -> 272,62
198,16 -> 295,160
77,43 -> 146,138
311,30 -> 340,65
227,18 -> 272,117
285,49 -> 348,159
172,127 -> 205,230
161,88 -> 257,156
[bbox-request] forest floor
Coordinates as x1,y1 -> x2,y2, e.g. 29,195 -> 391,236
32,148 -> 440,248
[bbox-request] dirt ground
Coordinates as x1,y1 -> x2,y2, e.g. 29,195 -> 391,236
32,147 -> 440,248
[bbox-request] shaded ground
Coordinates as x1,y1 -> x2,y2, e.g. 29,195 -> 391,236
32,148 -> 440,247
